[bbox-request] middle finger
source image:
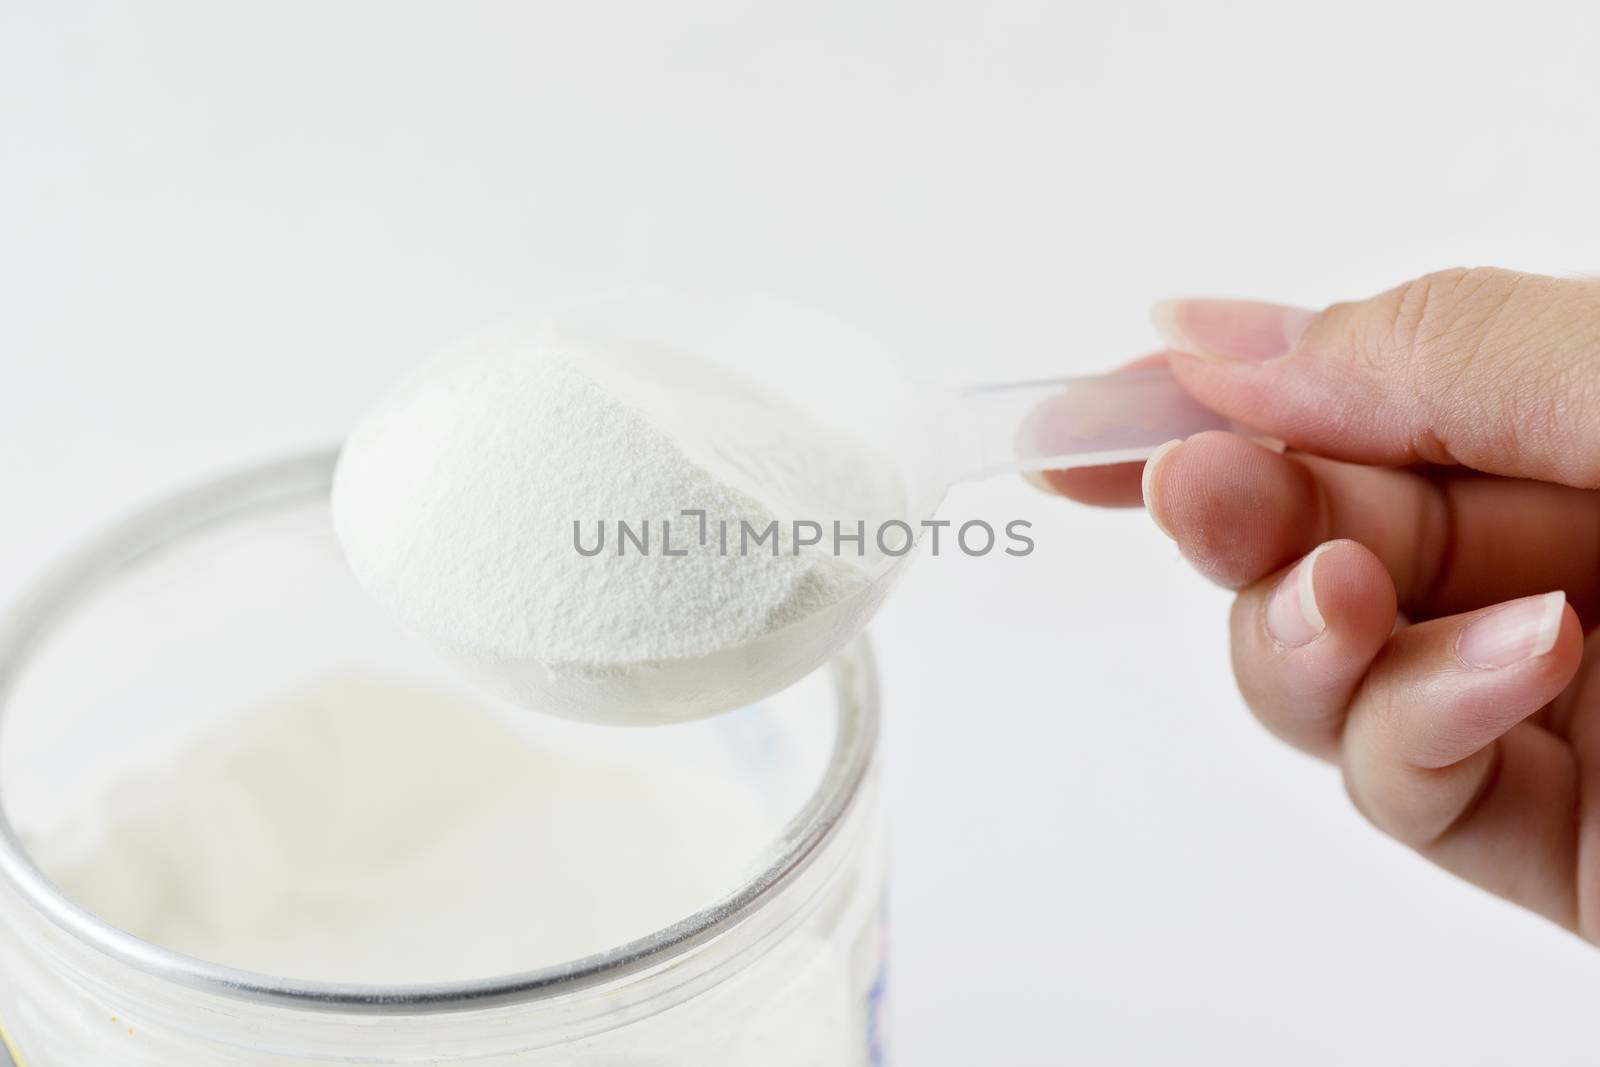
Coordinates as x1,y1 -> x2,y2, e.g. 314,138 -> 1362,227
1145,431 -> 1600,623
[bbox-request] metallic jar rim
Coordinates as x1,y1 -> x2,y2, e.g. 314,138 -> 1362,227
0,450 -> 880,1016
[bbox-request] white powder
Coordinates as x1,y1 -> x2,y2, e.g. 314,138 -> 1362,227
23,672 -> 885,1062
34,674 -> 776,984
332,329 -> 904,723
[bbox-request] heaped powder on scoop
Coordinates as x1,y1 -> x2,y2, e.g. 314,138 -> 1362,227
331,329 -> 903,717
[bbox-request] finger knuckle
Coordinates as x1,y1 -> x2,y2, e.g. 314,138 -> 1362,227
1341,725 -> 1494,851
1377,267 -> 1522,366
1342,762 -> 1436,848
1366,268 -> 1553,466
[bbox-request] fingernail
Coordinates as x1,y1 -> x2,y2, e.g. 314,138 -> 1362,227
1151,299 -> 1318,363
1140,438 -> 1182,538
1265,543 -> 1330,648
1456,591 -> 1566,669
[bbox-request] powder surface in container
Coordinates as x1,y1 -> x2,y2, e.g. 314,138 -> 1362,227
32,674 -> 776,984
331,330 -> 904,721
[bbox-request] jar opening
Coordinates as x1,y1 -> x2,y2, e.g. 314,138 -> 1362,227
0,452 -> 879,1015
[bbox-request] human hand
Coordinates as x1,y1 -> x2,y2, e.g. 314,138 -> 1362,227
1037,268 -> 1600,937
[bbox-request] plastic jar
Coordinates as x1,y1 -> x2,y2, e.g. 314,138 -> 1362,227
0,453 -> 888,1066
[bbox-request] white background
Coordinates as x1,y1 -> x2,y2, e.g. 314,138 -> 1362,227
5,2 -> 1600,1063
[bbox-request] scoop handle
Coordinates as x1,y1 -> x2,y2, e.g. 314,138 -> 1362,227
951,364 -> 1234,480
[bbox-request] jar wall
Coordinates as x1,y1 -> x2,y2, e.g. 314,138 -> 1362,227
0,456 -> 888,1065
0,777 -> 885,1065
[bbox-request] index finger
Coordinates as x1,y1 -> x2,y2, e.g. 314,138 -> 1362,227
1156,269 -> 1600,487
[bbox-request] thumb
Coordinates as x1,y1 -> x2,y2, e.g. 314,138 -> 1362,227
1156,268 -> 1600,487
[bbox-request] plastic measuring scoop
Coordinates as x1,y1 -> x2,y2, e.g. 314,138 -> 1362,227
334,292 -> 1234,726
943,363 -> 1230,479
